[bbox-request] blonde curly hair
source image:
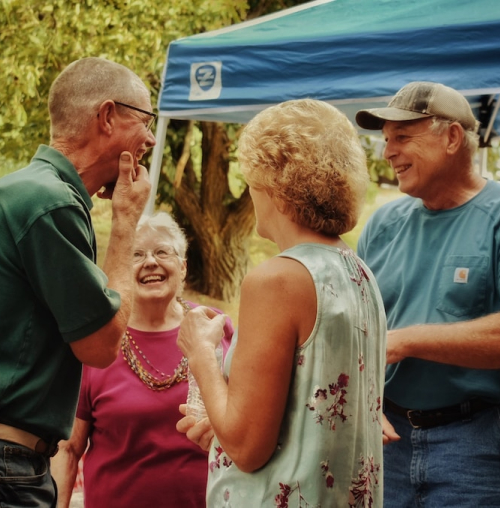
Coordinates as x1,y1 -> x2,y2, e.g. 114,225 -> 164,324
238,99 -> 368,236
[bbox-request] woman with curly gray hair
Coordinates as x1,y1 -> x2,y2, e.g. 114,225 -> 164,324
177,99 -> 387,507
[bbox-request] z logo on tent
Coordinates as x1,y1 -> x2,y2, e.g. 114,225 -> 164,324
189,62 -> 222,101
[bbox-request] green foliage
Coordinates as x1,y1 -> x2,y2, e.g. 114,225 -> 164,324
246,0 -> 309,19
487,138 -> 500,180
360,135 -> 395,185
0,0 -> 248,162
0,155 -> 27,178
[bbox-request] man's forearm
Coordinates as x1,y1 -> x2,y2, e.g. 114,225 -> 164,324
387,313 -> 500,369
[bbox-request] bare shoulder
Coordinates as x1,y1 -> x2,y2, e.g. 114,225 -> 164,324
243,256 -> 312,294
241,256 -> 316,344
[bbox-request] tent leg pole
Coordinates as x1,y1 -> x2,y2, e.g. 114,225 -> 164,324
145,117 -> 170,216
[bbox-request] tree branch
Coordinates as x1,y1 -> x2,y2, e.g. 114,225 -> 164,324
174,120 -> 195,188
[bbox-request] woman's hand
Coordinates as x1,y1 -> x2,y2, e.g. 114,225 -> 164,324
177,306 -> 227,360
176,404 -> 215,451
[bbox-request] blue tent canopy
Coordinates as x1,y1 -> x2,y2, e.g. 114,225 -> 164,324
147,0 -> 500,212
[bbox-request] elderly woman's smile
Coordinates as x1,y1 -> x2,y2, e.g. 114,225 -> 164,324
140,274 -> 166,284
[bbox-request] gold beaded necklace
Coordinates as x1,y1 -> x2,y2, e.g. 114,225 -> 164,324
121,297 -> 191,391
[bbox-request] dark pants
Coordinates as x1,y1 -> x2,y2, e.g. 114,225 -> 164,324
383,406 -> 500,507
0,439 -> 56,508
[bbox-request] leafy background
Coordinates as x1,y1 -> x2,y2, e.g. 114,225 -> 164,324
1,0 -> 498,320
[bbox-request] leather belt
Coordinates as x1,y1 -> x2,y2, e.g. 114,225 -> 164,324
0,423 -> 59,457
384,397 -> 498,429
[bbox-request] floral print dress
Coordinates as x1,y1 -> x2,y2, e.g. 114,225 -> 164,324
207,244 -> 387,507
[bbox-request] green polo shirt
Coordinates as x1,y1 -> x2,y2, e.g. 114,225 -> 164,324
0,145 -> 121,441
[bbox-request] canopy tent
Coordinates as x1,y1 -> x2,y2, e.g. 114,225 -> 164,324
146,0 -> 500,213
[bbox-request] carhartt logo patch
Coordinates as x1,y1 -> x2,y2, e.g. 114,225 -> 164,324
453,267 -> 469,283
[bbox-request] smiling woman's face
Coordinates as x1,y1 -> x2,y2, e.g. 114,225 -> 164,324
132,228 -> 186,305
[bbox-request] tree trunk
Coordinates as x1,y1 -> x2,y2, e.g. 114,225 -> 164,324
173,122 -> 256,301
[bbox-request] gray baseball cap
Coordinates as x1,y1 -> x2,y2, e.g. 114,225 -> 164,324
355,81 -> 479,132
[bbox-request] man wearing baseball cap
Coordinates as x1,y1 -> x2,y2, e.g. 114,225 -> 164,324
356,82 -> 500,507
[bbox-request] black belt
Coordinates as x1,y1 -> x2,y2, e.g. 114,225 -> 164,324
384,398 -> 498,429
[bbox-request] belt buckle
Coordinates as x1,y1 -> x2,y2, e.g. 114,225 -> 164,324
406,409 -> 423,429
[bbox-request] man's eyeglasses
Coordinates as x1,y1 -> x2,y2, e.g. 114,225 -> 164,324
133,246 -> 179,264
114,101 -> 157,131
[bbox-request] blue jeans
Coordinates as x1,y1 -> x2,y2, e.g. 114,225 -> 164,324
0,439 -> 56,508
383,406 -> 500,507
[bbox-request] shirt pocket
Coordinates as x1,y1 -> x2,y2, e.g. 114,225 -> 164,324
436,255 -> 488,318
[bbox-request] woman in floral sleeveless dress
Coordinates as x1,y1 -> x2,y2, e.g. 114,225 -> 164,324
177,99 -> 387,507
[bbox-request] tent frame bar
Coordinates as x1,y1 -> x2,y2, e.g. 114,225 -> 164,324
145,116 -> 170,215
